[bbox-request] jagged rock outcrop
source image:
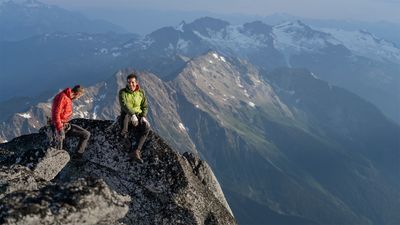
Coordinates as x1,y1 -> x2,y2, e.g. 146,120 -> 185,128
32,148 -> 70,181
0,177 -> 130,225
182,152 -> 233,217
0,119 -> 236,225
0,147 -> 131,225
0,142 -> 71,181
0,165 -> 39,199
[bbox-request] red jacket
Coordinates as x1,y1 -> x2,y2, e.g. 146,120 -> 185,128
51,88 -> 73,132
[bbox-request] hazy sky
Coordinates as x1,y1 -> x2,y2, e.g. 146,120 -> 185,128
41,0 -> 400,23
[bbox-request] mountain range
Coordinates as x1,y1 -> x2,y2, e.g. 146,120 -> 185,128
130,17 -> 400,123
260,13 -> 400,46
0,0 -> 126,41
1,11 -> 399,123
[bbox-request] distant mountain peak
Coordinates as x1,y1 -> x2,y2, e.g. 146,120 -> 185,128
0,0 -> 125,41
175,20 -> 186,32
190,16 -> 230,26
185,17 -> 230,35
272,19 -> 332,41
274,20 -> 315,33
321,27 -> 400,62
243,20 -> 269,27
272,20 -> 339,55
0,0 -> 47,8
242,21 -> 272,35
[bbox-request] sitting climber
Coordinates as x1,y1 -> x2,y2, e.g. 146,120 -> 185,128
119,72 -> 150,164
51,85 -> 91,158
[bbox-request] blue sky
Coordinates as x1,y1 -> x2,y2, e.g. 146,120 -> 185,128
42,0 -> 400,23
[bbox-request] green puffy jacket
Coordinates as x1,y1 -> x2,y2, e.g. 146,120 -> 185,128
119,86 -> 148,117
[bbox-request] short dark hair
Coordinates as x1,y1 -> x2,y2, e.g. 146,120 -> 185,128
127,73 -> 138,81
72,85 -> 84,93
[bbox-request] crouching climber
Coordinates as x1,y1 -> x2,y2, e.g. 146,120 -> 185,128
51,85 -> 91,158
119,72 -> 150,163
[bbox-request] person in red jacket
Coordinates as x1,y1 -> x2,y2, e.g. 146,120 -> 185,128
51,85 -> 90,156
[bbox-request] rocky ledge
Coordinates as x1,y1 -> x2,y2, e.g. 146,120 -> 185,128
0,119 -> 236,225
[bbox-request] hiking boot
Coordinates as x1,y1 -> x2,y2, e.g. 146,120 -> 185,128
72,153 -> 84,162
120,131 -> 128,139
128,149 -> 143,164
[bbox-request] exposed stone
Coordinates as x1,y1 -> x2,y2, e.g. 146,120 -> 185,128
182,152 -> 233,217
0,178 -> 130,225
0,165 -> 38,199
33,148 -> 70,181
0,119 -> 237,225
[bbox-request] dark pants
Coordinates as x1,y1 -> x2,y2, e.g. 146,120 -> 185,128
121,113 -> 150,151
66,124 -> 91,154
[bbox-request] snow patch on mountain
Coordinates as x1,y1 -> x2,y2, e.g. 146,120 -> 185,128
78,36 -> 94,42
112,52 -> 121,57
310,72 -> 319,79
322,28 -> 400,62
212,52 -> 227,62
136,37 -> 154,49
93,105 -> 99,119
99,94 -> 106,100
76,111 -> 89,119
193,25 -> 268,52
272,21 -> 340,54
235,77 -> 244,88
123,43 -> 133,48
178,122 -> 187,131
17,113 -> 31,119
100,48 -> 108,54
176,21 -> 185,32
243,89 -> 250,98
177,39 -> 190,51
201,66 -> 209,72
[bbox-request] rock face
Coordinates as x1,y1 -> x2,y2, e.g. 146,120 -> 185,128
33,148 -> 70,181
0,176 -> 130,225
0,165 -> 39,199
0,148 -> 130,225
0,118 -> 236,225
182,152 -> 233,217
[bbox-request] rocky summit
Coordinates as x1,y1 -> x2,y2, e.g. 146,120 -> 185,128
0,118 -> 236,225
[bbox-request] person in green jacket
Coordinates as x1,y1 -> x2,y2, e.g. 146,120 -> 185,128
119,72 -> 150,163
